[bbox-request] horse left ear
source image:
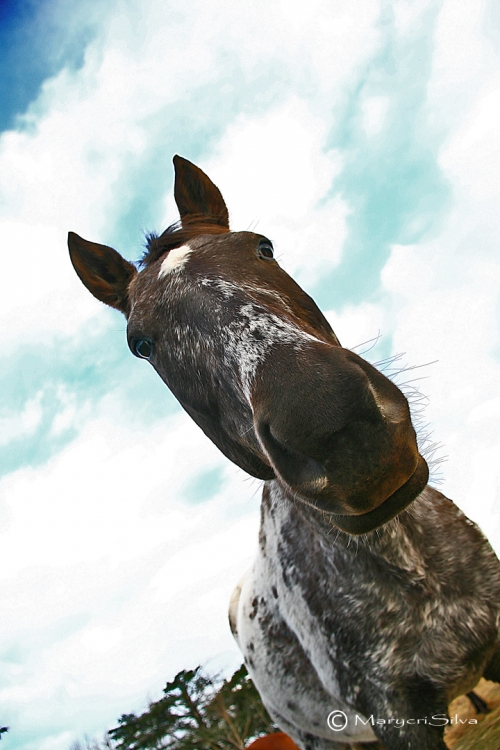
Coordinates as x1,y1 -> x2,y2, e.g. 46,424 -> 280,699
173,155 -> 229,229
68,232 -> 137,316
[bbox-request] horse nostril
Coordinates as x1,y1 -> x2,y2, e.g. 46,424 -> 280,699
346,350 -> 411,426
257,422 -> 329,495
366,381 -> 410,424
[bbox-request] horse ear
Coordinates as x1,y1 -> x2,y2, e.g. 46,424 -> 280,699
173,155 -> 229,229
68,232 -> 137,316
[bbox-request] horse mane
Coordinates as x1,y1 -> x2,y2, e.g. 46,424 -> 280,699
141,215 -> 230,266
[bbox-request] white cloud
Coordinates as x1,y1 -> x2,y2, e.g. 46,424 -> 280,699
0,221 -> 104,350
379,0 -> 500,548
429,1 -> 495,101
0,392 -> 43,446
361,96 -> 390,136
392,0 -> 436,35
0,404 -> 247,575
0,404 -> 258,743
440,76 -> 500,211
2,0 -> 500,747
200,98 -> 349,286
325,303 -> 385,351
0,0 -> 380,353
0,0 -> 379,232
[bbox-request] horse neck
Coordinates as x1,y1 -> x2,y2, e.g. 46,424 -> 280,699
260,479 -> 429,578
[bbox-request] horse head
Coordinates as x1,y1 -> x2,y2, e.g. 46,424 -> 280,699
69,156 -> 428,534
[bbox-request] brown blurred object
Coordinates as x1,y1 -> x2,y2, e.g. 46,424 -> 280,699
246,731 -> 301,750
445,680 -> 500,749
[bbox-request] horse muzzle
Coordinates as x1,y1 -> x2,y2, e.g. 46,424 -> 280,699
252,343 -> 429,533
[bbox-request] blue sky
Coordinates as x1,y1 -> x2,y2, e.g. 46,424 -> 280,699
1,1 -> 500,748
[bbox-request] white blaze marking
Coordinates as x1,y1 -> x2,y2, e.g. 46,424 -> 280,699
158,244 -> 192,277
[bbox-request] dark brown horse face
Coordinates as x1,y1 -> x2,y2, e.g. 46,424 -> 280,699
69,156 -> 428,534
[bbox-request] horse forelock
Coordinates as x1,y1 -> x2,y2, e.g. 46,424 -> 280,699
141,217 -> 230,266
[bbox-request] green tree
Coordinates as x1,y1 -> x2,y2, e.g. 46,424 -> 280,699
203,665 -> 275,749
70,736 -> 114,750
103,664 -> 275,750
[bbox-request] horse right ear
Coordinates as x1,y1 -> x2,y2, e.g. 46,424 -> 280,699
68,232 -> 137,316
173,155 -> 229,229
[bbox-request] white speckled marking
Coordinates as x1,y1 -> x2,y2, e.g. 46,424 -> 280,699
158,244 -> 192,277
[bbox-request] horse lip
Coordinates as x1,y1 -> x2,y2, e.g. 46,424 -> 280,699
327,455 -> 429,535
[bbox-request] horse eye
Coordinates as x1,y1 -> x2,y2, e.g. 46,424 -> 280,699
134,339 -> 154,360
257,240 -> 274,259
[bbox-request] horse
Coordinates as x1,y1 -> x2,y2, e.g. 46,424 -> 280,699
68,155 -> 500,750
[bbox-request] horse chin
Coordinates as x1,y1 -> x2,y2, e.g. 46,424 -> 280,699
316,455 -> 429,535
